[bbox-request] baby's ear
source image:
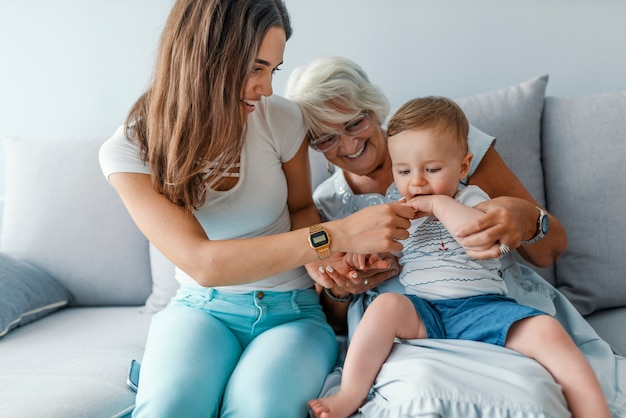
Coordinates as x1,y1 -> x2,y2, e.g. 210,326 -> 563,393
459,152 -> 473,179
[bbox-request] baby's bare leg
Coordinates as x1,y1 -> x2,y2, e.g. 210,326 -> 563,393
506,315 -> 610,418
309,293 -> 427,418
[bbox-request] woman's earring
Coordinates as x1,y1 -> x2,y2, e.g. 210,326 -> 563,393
326,162 -> 335,175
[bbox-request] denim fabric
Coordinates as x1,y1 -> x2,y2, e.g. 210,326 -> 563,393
133,286 -> 337,418
406,294 -> 544,346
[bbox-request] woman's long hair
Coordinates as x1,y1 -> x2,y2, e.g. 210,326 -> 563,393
125,0 -> 291,209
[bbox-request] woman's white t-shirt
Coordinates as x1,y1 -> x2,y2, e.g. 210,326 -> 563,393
99,95 -> 312,291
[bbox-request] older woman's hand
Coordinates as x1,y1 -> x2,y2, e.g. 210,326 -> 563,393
305,252 -> 400,295
454,196 -> 566,267
452,196 -> 525,259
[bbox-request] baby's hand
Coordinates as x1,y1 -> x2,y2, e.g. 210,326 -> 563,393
403,195 -> 437,219
343,252 -> 370,271
344,252 -> 386,271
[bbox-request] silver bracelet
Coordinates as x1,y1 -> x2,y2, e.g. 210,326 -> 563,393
323,287 -> 352,302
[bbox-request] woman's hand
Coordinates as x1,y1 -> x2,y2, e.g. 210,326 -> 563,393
453,196 -> 526,259
328,203 -> 413,255
454,196 -> 566,266
466,146 -> 567,266
305,252 -> 400,295
312,252 -> 400,334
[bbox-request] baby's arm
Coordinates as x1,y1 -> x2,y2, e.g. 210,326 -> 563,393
406,195 -> 484,244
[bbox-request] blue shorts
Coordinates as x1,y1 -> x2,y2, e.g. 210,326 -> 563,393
406,294 -> 545,347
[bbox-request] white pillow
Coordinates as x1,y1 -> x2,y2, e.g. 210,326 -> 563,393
1,137 -> 152,306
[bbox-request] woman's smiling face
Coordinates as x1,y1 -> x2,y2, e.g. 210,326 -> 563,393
320,112 -> 389,177
241,26 -> 286,114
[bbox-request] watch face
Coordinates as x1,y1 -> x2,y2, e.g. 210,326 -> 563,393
310,230 -> 329,247
540,213 -> 549,234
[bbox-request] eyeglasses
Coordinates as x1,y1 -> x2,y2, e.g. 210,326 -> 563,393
309,112 -> 371,152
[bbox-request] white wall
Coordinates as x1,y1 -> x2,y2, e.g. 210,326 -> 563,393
0,0 -> 175,230
2,0 -> 626,226
281,0 -> 626,101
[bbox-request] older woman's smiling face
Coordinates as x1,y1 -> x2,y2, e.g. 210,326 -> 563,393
319,112 -> 389,177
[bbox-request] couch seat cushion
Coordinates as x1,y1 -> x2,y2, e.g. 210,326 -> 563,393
585,307 -> 626,357
0,307 -> 151,417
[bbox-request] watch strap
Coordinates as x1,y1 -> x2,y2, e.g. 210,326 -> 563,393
521,207 -> 548,245
316,246 -> 331,259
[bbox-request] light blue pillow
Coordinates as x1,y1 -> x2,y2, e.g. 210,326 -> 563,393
0,252 -> 71,338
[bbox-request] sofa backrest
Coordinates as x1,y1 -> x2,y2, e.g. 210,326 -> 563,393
1,136 -> 152,306
542,91 -> 626,315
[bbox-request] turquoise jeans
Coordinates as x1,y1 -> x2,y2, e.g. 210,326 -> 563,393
133,286 -> 337,418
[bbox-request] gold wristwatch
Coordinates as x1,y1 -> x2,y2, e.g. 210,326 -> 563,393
308,224 -> 331,260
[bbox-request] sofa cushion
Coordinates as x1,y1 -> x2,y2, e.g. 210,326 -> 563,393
455,75 -> 554,283
585,308 -> 626,356
1,137 -> 152,306
0,252 -> 70,338
542,91 -> 626,315
0,307 -> 151,417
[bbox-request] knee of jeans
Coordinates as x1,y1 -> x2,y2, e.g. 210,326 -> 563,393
221,392 -> 309,418
134,385 -> 221,418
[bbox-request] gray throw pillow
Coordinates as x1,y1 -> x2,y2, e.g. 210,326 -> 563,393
455,74 -> 553,283
456,74 -> 549,209
0,252 -> 70,338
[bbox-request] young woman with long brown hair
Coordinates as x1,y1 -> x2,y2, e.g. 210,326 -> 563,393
99,2 -> 415,416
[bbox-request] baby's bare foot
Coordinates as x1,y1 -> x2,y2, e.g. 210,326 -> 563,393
308,394 -> 361,418
308,398 -> 330,418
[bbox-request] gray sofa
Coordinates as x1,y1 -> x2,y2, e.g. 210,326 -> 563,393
1,75 -> 624,417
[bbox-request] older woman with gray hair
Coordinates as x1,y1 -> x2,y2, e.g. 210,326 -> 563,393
287,55 -> 621,417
